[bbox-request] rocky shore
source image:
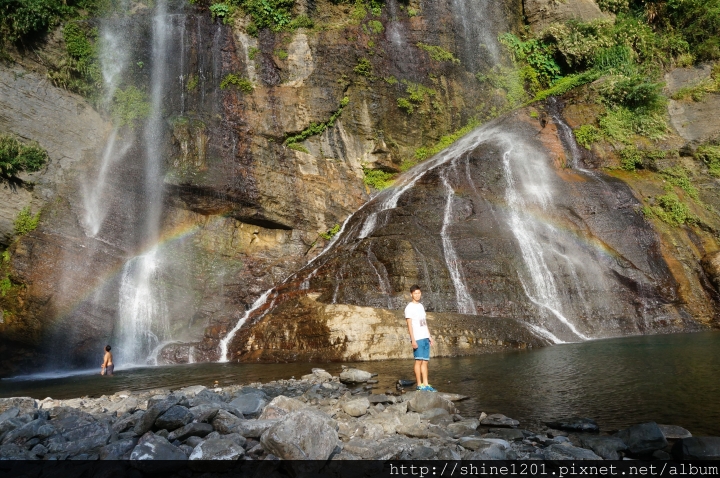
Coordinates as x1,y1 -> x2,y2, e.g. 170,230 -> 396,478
0,367 -> 718,463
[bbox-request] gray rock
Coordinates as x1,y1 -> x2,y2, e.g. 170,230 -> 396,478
669,94 -> 720,142
1,418 -> 53,445
543,443 -> 602,460
342,397 -> 370,417
229,394 -> 267,418
672,437 -> 720,460
437,448 -> 463,460
481,414 -> 519,428
130,433 -> 187,472
179,444 -> 194,457
545,417 -> 599,432
155,405 -> 193,431
397,424 -> 429,438
368,394 -> 394,404
459,437 -> 510,451
107,397 -> 138,416
488,428 -> 526,441
189,389 -> 223,407
409,445 -> 436,459
177,385 -> 207,397
185,436 -> 204,448
189,437 -> 245,460
168,422 -> 214,442
579,435 -> 628,460
259,395 -> 306,420
30,443 -> 48,457
188,404 -> 219,423
420,408 -> 452,425
665,64 -> 714,96
0,416 -> 31,443
407,392 -> 454,413
659,424 -> 692,440
339,368 -> 373,383
261,408 -> 339,461
99,438 -> 137,460
311,368 -> 333,382
653,450 -> 672,460
235,419 -> 279,438
133,395 -> 181,435
616,422 -> 668,455
0,398 -> 37,417
462,439 -> 509,460
0,407 -> 20,425
0,443 -> 38,460
212,409 -> 243,434
112,410 -> 145,434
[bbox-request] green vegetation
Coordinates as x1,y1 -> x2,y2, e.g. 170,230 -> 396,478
248,46 -> 260,60
671,64 -> 720,101
220,73 -> 254,92
354,57 -> 374,78
319,223 -> 341,240
186,74 -> 199,92
284,96 -> 350,145
407,7 -> 419,17
0,275 -> 12,297
413,118 -> 481,163
616,147 -> 666,171
287,143 -> 310,154
695,144 -> 720,177
659,166 -> 699,201
0,0 -> 69,43
384,76 -> 398,85
362,168 -> 394,190
0,134 -> 48,180
275,49 -> 288,60
477,66 -> 529,108
13,207 -> 40,236
364,20 -> 383,34
643,193 -> 696,227
45,21 -> 102,98
416,43 -> 460,64
396,80 -> 438,115
111,86 -> 151,128
573,124 -> 602,149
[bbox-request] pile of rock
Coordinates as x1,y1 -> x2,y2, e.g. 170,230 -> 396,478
0,367 -> 718,462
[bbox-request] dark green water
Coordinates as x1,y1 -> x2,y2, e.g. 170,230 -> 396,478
2,331 -> 719,436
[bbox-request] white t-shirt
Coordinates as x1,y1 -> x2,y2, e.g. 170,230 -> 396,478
405,302 -> 429,340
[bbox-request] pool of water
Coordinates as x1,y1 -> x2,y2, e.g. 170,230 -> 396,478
2,331 -> 719,436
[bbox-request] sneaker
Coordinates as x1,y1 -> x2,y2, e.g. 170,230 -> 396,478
416,385 -> 425,391
424,385 -> 437,392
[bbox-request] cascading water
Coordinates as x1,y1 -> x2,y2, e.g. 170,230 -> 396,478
439,167 -> 476,314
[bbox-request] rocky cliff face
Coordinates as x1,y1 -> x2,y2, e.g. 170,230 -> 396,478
0,0 -> 525,375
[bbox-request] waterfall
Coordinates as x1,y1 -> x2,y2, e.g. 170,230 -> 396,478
439,167 -> 476,314
113,1 -> 182,365
501,144 -> 589,341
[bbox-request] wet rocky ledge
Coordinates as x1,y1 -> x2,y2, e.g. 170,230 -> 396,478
0,367 -> 718,462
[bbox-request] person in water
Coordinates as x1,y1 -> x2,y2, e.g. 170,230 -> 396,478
405,285 -> 436,391
101,345 -> 114,376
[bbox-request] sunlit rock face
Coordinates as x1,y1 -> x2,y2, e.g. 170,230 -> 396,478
0,0 -> 526,374
222,108 -> 707,361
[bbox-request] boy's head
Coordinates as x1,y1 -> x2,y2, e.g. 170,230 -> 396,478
105,345 -> 112,352
410,284 -> 421,302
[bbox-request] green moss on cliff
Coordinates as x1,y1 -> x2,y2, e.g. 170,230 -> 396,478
284,96 -> 350,145
0,134 -> 48,180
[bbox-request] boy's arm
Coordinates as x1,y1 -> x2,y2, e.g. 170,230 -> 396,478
406,318 -> 418,349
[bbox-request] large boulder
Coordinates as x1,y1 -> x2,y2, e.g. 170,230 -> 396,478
260,409 -> 339,461
481,414 -> 519,428
579,435 -> 629,460
130,433 -> 187,472
407,392 -> 454,414
211,410 -> 243,434
189,437 -> 245,460
133,395 -> 181,435
659,424 -> 692,440
616,422 -> 668,456
259,396 -> 307,420
341,398 -> 370,418
155,405 -> 193,431
672,437 -> 720,460
339,368 -> 373,383
229,394 -> 267,418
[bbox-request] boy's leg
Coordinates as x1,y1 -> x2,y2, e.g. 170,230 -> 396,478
414,360 -> 423,386
420,360 -> 429,386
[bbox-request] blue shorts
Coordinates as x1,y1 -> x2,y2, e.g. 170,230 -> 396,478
413,338 -> 430,361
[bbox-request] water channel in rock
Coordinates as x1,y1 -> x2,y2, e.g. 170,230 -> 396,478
4,331 -> 719,436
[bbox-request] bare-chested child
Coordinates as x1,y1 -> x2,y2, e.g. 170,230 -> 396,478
101,345 -> 114,376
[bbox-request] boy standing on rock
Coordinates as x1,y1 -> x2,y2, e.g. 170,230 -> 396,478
405,285 -> 436,392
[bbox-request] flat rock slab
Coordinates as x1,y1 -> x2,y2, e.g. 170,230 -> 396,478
229,394 -> 266,417
659,424 -> 692,440
616,422 -> 668,455
407,392 -> 454,413
189,437 -> 245,461
543,443 -> 602,460
545,417 -> 599,432
481,414 -> 519,428
368,394 -> 394,404
235,419 -> 278,438
167,422 -> 214,442
340,368 -> 373,383
438,393 -> 468,402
